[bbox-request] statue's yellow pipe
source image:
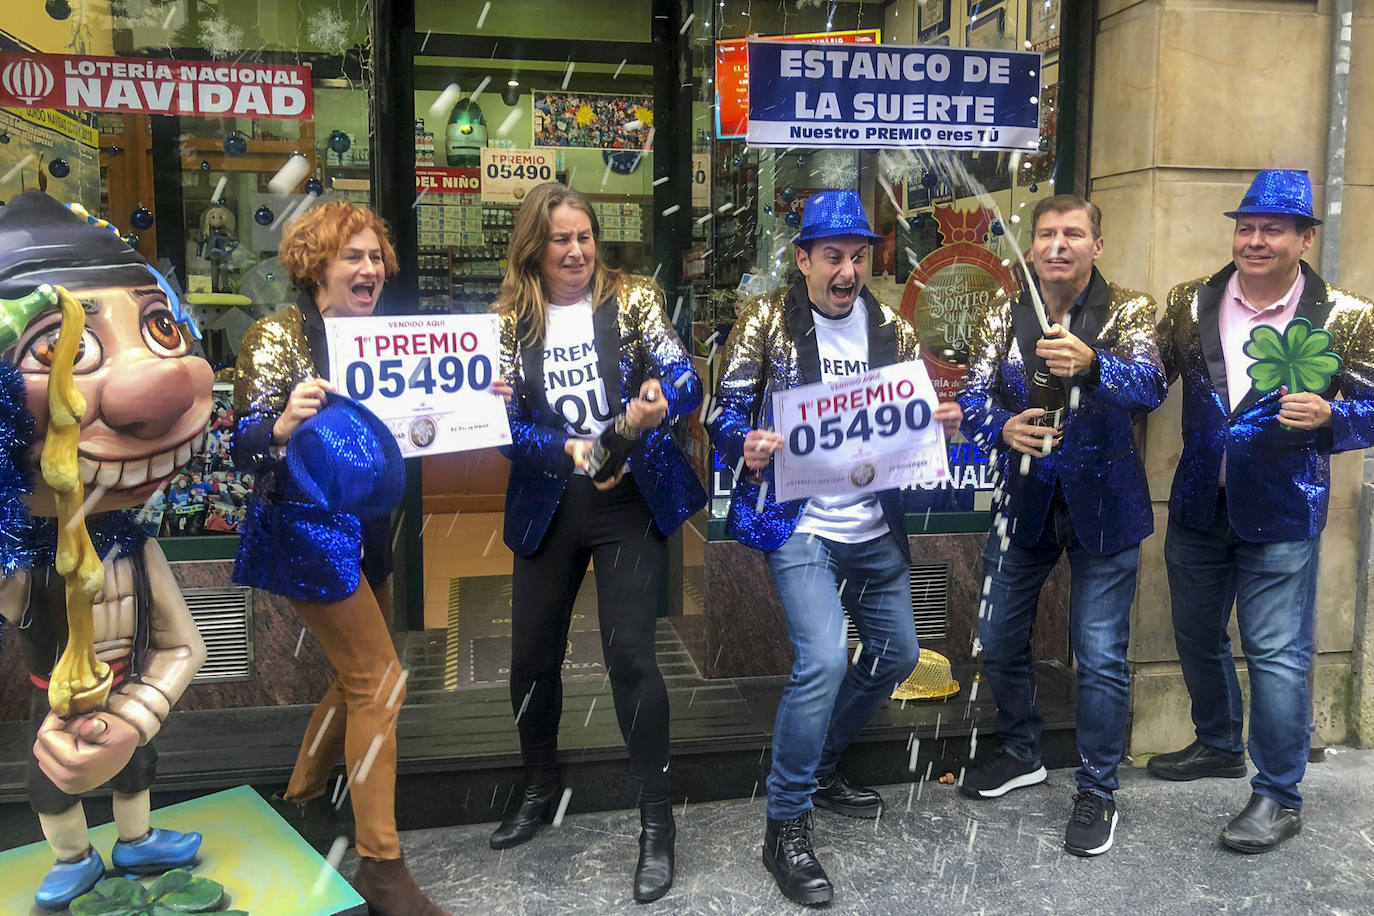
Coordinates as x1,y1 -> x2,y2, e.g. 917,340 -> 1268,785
40,286 -> 110,717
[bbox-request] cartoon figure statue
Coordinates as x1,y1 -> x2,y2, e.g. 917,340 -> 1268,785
0,192 -> 213,911
196,202 -> 238,294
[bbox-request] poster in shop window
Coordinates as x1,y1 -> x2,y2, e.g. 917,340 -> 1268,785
0,105 -> 100,209
532,90 -> 653,150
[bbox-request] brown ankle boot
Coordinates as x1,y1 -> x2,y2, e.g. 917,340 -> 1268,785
353,856 -> 451,916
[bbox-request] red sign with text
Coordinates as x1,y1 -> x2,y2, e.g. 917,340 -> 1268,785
714,29 -> 879,138
0,52 -> 312,119
416,166 -> 481,194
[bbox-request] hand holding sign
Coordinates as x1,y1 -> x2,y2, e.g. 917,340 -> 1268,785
744,428 -> 785,471
772,361 -> 950,502
1245,317 -> 1343,432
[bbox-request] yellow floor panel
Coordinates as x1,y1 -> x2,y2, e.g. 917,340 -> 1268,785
0,786 -> 364,915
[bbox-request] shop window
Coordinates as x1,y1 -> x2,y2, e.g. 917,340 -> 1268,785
687,0 -> 1068,525
1,0 -> 375,544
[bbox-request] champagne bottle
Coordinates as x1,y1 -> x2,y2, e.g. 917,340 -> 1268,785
1029,362 -> 1066,446
586,388 -> 656,482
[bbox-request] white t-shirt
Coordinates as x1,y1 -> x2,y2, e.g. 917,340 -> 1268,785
793,300 -> 888,543
538,299 -> 615,461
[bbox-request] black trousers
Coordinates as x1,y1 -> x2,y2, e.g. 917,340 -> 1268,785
510,474 -> 669,796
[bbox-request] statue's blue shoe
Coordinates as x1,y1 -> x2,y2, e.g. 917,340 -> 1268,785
111,828 -> 202,876
35,847 -> 105,911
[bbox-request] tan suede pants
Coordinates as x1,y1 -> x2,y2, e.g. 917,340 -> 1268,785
286,580 -> 404,860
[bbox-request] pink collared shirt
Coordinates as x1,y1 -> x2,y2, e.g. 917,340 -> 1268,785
1217,268 -> 1304,484
1220,269 -> 1305,412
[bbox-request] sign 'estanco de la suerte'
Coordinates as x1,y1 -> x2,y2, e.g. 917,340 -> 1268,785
0,52 -> 313,119
745,40 -> 1040,152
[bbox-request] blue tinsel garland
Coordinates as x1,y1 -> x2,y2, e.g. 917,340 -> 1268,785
0,361 -> 35,577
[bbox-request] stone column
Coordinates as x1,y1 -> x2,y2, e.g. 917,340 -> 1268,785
1090,0 -> 1371,752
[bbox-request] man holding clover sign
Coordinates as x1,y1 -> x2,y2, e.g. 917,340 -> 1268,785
1152,169 -> 1374,854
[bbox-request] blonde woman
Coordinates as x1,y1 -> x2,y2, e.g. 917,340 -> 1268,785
492,182 -> 706,903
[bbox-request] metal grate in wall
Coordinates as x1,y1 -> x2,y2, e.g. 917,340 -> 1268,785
844,561 -> 950,644
183,587 -> 254,684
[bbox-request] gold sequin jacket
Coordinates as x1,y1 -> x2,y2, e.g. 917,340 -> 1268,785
959,268 -> 1166,555
709,281 -> 919,556
498,274 -> 707,556
230,294 -> 392,600
1159,261 -> 1374,541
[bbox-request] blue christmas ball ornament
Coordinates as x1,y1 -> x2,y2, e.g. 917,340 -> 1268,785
910,214 -> 925,232
48,158 -> 70,178
781,186 -> 797,203
305,177 -> 325,196
328,130 -> 352,154
254,205 -> 275,226
224,132 -> 248,157
0,132 -> 9,143
201,160 -> 211,171
785,212 -> 801,229
1029,183 -> 1039,194
130,206 -> 154,230
990,221 -> 1004,237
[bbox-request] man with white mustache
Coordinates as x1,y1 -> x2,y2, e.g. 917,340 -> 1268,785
957,194 -> 1166,857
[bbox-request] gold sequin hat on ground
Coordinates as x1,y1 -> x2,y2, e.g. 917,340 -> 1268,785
891,648 -> 960,701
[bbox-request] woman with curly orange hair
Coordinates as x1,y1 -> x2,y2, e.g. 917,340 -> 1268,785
231,201 -> 448,916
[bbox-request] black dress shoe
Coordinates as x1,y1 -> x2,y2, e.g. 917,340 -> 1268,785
1146,740 -> 1247,781
1221,793 -> 1302,853
633,796 -> 675,903
489,778 -> 563,850
812,772 -> 883,818
763,812 -> 833,906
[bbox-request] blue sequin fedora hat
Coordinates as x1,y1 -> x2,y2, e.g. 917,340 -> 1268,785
287,393 -> 404,518
792,189 -> 884,245
1224,169 -> 1322,225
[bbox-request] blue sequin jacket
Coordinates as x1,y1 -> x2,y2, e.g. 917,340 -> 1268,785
1159,261 -> 1374,542
498,274 -> 707,556
709,282 -> 917,558
231,293 -> 393,602
959,268 -> 1167,556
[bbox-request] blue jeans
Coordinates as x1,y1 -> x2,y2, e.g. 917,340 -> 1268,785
1164,493 -> 1319,810
979,494 -> 1138,797
764,531 -> 920,820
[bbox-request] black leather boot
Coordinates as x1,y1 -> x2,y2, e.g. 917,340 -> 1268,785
489,775 -> 563,850
633,795 -> 675,903
762,812 -> 833,906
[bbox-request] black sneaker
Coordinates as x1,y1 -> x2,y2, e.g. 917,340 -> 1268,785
959,749 -> 1048,799
1065,792 -> 1117,857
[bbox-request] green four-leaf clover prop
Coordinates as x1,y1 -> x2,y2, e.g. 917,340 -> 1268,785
69,870 -> 247,916
1244,317 -> 1343,396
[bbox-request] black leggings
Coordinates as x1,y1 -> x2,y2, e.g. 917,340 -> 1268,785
509,474 -> 669,796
